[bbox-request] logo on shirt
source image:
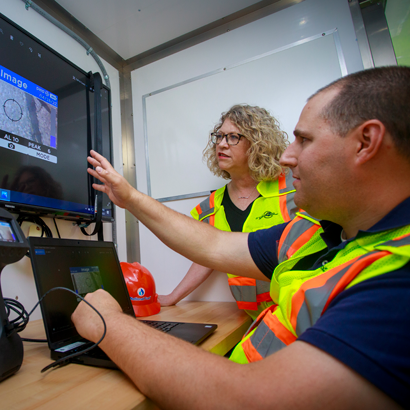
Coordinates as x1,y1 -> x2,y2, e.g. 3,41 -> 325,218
256,211 -> 278,220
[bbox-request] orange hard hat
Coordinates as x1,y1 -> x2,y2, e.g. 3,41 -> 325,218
120,262 -> 161,317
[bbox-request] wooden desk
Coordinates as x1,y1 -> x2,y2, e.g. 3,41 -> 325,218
0,301 -> 251,410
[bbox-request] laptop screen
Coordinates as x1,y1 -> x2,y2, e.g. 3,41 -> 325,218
28,237 -> 134,349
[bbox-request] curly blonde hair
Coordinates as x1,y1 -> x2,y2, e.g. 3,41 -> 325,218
203,104 -> 289,181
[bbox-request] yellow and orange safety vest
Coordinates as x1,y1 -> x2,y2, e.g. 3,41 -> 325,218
191,174 -> 297,320
229,213 -> 410,363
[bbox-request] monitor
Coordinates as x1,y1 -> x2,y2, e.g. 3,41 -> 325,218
0,13 -> 113,221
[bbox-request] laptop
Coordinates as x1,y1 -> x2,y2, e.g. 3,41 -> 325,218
28,237 -> 217,369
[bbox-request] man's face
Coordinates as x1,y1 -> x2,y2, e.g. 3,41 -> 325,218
280,88 -> 355,221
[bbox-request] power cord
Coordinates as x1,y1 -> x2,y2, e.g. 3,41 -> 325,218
16,214 -> 53,259
21,338 -> 47,343
17,214 -> 53,238
53,217 -> 61,239
5,287 -> 107,373
4,298 -> 47,342
4,297 -> 29,334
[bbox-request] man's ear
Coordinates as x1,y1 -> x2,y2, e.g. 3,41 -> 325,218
354,120 -> 386,165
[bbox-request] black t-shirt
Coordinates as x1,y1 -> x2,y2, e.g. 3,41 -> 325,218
221,188 -> 259,232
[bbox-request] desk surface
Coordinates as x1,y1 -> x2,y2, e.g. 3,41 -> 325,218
0,301 -> 251,410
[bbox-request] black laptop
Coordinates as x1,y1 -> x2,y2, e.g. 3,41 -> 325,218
28,237 -> 217,369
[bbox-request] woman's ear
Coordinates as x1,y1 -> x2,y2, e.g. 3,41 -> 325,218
354,120 -> 386,165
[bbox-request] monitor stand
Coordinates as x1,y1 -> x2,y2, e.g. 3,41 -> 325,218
0,208 -> 29,382
0,276 -> 23,382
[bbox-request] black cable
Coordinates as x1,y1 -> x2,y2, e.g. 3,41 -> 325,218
4,298 -> 29,333
17,214 -> 53,238
21,338 -> 47,343
26,287 -> 107,373
80,72 -> 104,241
53,217 -> 61,238
4,287 -> 107,373
15,214 -> 52,258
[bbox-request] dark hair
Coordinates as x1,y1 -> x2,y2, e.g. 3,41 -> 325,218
311,66 -> 410,159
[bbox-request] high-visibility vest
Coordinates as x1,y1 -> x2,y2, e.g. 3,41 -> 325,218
191,174 -> 297,320
229,217 -> 410,364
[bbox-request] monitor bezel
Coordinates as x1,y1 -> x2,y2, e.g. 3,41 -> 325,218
0,12 -> 114,223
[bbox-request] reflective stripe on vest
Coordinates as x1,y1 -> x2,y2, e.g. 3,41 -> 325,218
227,277 -> 271,310
193,178 -> 298,316
278,212 -> 321,263
195,191 -> 216,225
242,306 -> 296,362
231,230 -> 410,364
278,173 -> 297,221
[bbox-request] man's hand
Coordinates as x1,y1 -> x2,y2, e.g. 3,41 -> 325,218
71,289 -> 122,344
87,150 -> 137,210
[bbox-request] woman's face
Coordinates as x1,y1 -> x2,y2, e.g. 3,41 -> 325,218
215,118 -> 250,176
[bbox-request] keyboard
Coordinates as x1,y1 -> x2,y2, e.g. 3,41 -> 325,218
140,320 -> 180,333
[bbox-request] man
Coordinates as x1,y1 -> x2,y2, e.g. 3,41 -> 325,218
72,66 -> 410,409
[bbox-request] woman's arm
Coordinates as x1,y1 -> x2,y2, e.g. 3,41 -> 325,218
158,263 -> 214,306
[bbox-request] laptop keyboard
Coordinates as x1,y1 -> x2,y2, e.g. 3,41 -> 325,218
141,320 -> 179,333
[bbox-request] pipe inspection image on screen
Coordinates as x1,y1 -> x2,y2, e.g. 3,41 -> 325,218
0,14 -> 113,220
0,64 -> 58,164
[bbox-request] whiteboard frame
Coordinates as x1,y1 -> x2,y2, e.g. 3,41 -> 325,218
142,28 -> 347,202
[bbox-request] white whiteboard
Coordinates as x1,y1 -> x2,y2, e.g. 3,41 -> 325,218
143,29 -> 346,201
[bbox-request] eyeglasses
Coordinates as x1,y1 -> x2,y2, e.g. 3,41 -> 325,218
210,132 -> 245,146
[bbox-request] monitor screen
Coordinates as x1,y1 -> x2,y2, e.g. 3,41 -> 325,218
0,13 -> 113,221
29,238 -> 133,347
0,219 -> 16,242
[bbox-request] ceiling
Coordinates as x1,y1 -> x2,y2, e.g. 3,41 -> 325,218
32,0 -> 300,69
54,0 -> 263,61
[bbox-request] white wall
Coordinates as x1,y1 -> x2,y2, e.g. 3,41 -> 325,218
145,31 -> 345,200
0,0 -> 125,320
131,0 -> 364,302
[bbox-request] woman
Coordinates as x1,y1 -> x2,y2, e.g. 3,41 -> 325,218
158,104 -> 297,320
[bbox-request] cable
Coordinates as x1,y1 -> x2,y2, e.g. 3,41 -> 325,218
4,287 -> 107,373
26,287 -> 107,373
21,0 -> 110,88
17,214 -> 53,238
21,338 -> 47,343
20,0 -> 118,246
53,217 -> 61,238
16,214 -> 51,258
4,298 -> 29,333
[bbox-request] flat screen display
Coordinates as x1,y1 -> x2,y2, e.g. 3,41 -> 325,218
0,13 -> 113,220
29,238 -> 134,348
0,219 -> 16,242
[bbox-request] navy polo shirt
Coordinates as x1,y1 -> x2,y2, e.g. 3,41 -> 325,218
248,197 -> 410,407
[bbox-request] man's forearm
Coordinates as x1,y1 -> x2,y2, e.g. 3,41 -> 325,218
121,189 -> 263,280
87,151 -> 264,280
125,190 -> 217,265
73,290 -> 401,410
72,290 -> 251,409
92,311 -> 399,410
99,312 -> 249,410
